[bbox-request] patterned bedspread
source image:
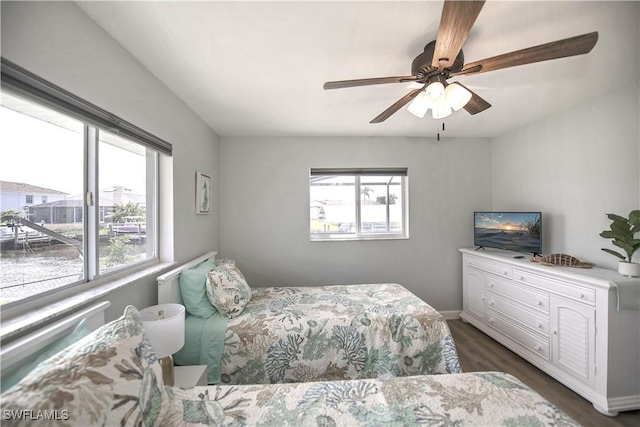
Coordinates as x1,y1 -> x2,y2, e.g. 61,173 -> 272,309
162,372 -> 578,426
219,283 -> 460,384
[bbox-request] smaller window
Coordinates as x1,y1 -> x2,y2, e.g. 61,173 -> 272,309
25,195 -> 34,204
42,196 -> 47,203
310,168 -> 408,241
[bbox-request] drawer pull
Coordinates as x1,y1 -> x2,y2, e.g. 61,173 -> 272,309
552,329 -> 557,335
489,300 -> 494,306
488,317 -> 494,324
519,275 -> 525,281
577,292 -> 584,299
534,344 -> 542,351
535,322 -> 542,328
534,298 -> 542,306
489,283 -> 494,288
503,271 -> 508,276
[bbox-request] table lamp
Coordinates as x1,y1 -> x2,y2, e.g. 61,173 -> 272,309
140,303 -> 185,386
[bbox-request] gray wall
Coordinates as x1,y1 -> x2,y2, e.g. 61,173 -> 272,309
219,136 -> 492,311
492,84 -> 640,270
1,1 -> 220,320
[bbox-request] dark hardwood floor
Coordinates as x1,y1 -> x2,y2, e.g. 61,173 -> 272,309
447,319 -> 640,427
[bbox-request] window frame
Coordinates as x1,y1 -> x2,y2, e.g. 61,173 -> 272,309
0,58 -> 171,312
309,168 -> 409,241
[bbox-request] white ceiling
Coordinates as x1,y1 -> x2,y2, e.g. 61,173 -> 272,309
77,1 -> 639,138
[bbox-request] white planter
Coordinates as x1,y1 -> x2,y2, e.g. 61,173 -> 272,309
618,261 -> 640,277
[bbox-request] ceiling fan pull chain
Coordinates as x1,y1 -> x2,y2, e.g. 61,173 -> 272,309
436,120 -> 446,141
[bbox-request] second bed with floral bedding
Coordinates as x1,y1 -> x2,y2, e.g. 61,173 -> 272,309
174,275 -> 461,385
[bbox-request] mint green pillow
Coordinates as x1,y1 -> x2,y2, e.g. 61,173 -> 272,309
179,258 -> 217,318
1,319 -> 91,392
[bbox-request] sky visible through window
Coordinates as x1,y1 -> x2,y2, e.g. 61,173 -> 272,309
0,105 -> 145,196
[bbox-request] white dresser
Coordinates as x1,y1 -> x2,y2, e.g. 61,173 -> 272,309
459,248 -> 639,416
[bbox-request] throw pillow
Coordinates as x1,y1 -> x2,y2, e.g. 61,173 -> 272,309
0,305 -> 170,427
179,258 -> 217,318
206,263 -> 251,318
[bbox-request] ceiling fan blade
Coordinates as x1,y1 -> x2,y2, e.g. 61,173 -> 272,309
456,32 -> 599,76
432,0 -> 485,70
324,76 -> 418,90
455,82 -> 491,115
370,89 -> 422,123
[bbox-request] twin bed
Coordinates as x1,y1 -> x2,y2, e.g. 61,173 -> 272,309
157,251 -> 460,385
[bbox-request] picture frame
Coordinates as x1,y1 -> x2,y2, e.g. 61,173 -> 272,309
195,171 -> 212,214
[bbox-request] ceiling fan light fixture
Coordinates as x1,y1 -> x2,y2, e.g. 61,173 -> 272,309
445,83 -> 472,111
407,91 -> 430,118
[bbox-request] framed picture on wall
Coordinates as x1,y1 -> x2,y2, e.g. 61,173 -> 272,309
196,171 -> 212,214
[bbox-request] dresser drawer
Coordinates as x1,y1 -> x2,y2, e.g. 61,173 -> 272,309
486,276 -> 550,314
486,309 -> 550,361
514,269 -> 595,305
466,256 -> 512,279
486,292 -> 549,337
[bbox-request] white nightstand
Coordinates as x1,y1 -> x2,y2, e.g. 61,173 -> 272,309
173,365 -> 208,387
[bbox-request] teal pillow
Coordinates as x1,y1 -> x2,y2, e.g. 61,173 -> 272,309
1,319 -> 91,392
179,258 -> 217,318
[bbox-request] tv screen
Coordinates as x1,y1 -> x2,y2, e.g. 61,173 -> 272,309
474,212 -> 542,255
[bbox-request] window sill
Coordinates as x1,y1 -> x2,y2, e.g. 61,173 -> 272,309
0,261 -> 175,342
310,235 -> 409,242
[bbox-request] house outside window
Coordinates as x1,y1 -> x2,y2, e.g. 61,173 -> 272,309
0,59 -> 171,307
310,168 -> 408,241
25,195 -> 33,204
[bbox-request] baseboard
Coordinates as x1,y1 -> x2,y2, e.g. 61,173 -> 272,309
440,310 -> 461,320
603,394 -> 640,414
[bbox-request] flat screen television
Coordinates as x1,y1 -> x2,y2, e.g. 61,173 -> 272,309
474,212 -> 542,256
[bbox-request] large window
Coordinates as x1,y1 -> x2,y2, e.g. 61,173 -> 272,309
0,59 -> 170,307
310,168 -> 408,240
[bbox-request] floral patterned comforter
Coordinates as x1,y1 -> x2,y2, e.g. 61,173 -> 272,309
163,371 -> 578,426
218,283 -> 460,384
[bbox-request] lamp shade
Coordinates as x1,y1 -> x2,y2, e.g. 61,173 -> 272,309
445,83 -> 472,111
425,81 -> 445,105
431,103 -> 452,120
140,303 -> 185,358
407,91 -> 429,118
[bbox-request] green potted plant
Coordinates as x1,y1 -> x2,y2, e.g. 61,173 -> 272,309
600,209 -> 640,277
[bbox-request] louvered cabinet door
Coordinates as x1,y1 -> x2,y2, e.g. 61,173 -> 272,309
550,296 -> 596,387
465,269 -> 485,320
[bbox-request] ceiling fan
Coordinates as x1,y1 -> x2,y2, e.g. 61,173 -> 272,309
323,0 -> 598,123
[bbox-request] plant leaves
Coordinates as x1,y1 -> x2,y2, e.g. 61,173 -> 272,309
611,221 -> 631,235
601,248 -> 625,260
606,213 -> 628,223
613,240 -> 634,253
600,230 -> 619,239
602,211 -> 640,261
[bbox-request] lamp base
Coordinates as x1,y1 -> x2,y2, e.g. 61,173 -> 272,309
158,355 -> 175,386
